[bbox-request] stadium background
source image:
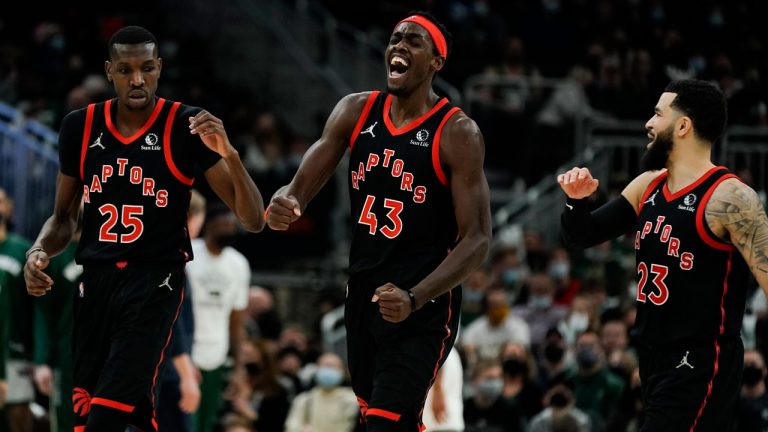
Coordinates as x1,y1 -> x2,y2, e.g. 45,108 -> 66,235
2,0 -> 768,431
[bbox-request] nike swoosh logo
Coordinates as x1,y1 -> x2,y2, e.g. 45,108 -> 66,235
566,203 -> 573,210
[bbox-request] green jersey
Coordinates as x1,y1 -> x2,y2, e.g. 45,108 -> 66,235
0,233 -> 32,360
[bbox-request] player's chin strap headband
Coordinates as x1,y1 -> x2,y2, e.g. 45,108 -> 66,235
395,15 -> 447,59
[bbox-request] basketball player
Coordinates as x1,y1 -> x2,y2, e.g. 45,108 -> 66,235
22,26 -> 265,431
558,79 -> 768,431
266,11 -> 491,432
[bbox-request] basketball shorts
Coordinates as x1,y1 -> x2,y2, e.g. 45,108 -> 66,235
638,337 -> 743,432
72,263 -> 185,431
345,276 -> 461,432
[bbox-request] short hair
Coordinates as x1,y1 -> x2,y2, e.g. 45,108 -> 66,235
405,10 -> 453,61
108,26 -> 157,58
664,79 -> 727,145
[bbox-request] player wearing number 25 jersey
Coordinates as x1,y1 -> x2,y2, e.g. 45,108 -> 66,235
266,12 -> 491,432
23,26 -> 264,432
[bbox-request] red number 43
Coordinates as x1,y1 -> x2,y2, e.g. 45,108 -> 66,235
358,195 -> 403,239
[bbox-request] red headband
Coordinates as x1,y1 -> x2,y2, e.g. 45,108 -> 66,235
395,15 -> 447,59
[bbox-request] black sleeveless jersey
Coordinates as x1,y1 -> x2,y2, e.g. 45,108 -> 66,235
347,91 -> 461,288
57,98 -> 220,264
633,166 -> 749,347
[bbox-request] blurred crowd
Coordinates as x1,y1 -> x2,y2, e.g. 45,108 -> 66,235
2,1 -> 768,432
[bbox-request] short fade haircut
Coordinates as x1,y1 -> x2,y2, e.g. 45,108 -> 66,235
108,26 -> 158,58
664,79 -> 727,145
405,10 -> 453,61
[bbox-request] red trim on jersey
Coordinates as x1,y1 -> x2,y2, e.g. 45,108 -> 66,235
79,104 -> 96,182
383,94 -> 449,136
689,253 -> 731,431
150,283 -> 185,429
90,397 -> 135,412
151,418 -> 159,431
431,107 -> 461,187
105,98 -> 166,145
366,408 -> 402,422
74,427 -> 85,432
163,102 -> 194,186
662,166 -> 724,202
696,174 -> 739,251
350,91 -> 381,150
637,171 -> 668,214
418,290 -> 454,429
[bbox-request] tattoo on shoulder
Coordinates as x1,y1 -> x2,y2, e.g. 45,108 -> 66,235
706,180 -> 768,274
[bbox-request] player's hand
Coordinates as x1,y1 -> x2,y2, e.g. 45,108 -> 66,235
557,167 -> 600,199
33,365 -> 54,396
431,387 -> 447,423
0,379 -> 6,408
189,111 -> 234,157
178,375 -> 201,414
372,283 -> 412,323
265,195 -> 302,230
24,250 -> 52,297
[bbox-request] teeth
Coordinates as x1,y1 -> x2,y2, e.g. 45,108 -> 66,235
391,57 -> 408,67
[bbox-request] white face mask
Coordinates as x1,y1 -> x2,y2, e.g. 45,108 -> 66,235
568,312 -> 590,333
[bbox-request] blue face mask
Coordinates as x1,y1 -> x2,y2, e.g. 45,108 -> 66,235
315,367 -> 343,388
477,378 -> 503,400
530,295 -> 552,309
502,269 -> 521,286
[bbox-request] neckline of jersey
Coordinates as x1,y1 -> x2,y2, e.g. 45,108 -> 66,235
662,165 -> 725,201
105,98 -> 166,145
382,94 -> 448,136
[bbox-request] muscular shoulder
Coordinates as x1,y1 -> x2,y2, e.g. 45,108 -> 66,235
621,169 -> 666,211
705,177 -> 760,242
324,91 -> 378,139
59,108 -> 88,134
439,111 -> 484,164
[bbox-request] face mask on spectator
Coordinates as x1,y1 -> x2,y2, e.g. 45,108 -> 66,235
463,289 -> 484,304
503,358 -> 528,377
502,269 -> 522,286
315,367 -> 343,388
245,362 -> 262,377
213,233 -> 236,248
530,295 -> 552,310
544,343 -> 565,364
742,364 -> 764,387
548,262 -> 570,280
576,347 -> 599,369
568,312 -> 590,333
550,390 -> 571,408
487,304 -> 509,326
477,378 -> 503,400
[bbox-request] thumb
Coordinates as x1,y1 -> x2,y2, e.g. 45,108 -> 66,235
286,195 -> 302,216
592,179 -> 600,189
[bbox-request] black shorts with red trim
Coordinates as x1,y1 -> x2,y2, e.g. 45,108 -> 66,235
345,276 -> 461,432
638,337 -> 743,432
72,262 -> 185,431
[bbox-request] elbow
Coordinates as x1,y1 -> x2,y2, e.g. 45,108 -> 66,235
240,216 -> 265,233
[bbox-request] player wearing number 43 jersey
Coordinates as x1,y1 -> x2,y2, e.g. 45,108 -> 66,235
23,26 -> 265,432
267,11 -> 491,432
558,79 -> 768,431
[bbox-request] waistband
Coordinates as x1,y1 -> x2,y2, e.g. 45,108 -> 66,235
82,261 -> 186,271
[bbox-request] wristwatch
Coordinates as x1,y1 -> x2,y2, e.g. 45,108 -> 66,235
408,290 -> 417,311
25,247 -> 46,261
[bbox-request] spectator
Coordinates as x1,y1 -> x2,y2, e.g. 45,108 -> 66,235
499,341 -> 544,422
513,272 -> 567,350
422,347 -> 465,432
284,352 -> 358,432
463,360 -> 525,432
733,349 -> 768,432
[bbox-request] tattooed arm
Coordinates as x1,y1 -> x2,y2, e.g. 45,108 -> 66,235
705,178 -> 768,288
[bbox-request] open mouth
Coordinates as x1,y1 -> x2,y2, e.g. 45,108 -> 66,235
389,55 -> 410,79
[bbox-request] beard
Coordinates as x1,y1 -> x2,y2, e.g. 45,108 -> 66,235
641,126 -> 674,172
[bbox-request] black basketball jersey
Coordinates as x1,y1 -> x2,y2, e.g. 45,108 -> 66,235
347,91 -> 460,287
633,166 -> 749,347
59,98 -> 219,264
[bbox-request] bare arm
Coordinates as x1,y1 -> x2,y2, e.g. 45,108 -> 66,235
24,173 -> 82,296
266,92 -> 371,229
191,111 -> 265,232
228,309 -> 246,370
706,179 -> 768,291
410,113 -> 491,308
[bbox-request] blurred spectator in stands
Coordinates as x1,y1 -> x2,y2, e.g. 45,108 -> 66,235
277,346 -> 305,400
513,273 -> 567,350
537,328 -> 571,391
489,245 -> 527,303
224,338 -> 290,432
548,246 -> 581,306
605,366 -> 643,432
463,360 -> 525,432
460,288 -> 530,371
523,229 -> 549,273
284,352 -> 357,432
422,347 -> 464,432
557,294 -> 595,345
460,267 -> 491,327
529,377 -> 590,432
566,330 -> 624,431
734,349 -> 768,432
600,319 -> 637,381
244,286 -> 283,341
499,341 -> 544,422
